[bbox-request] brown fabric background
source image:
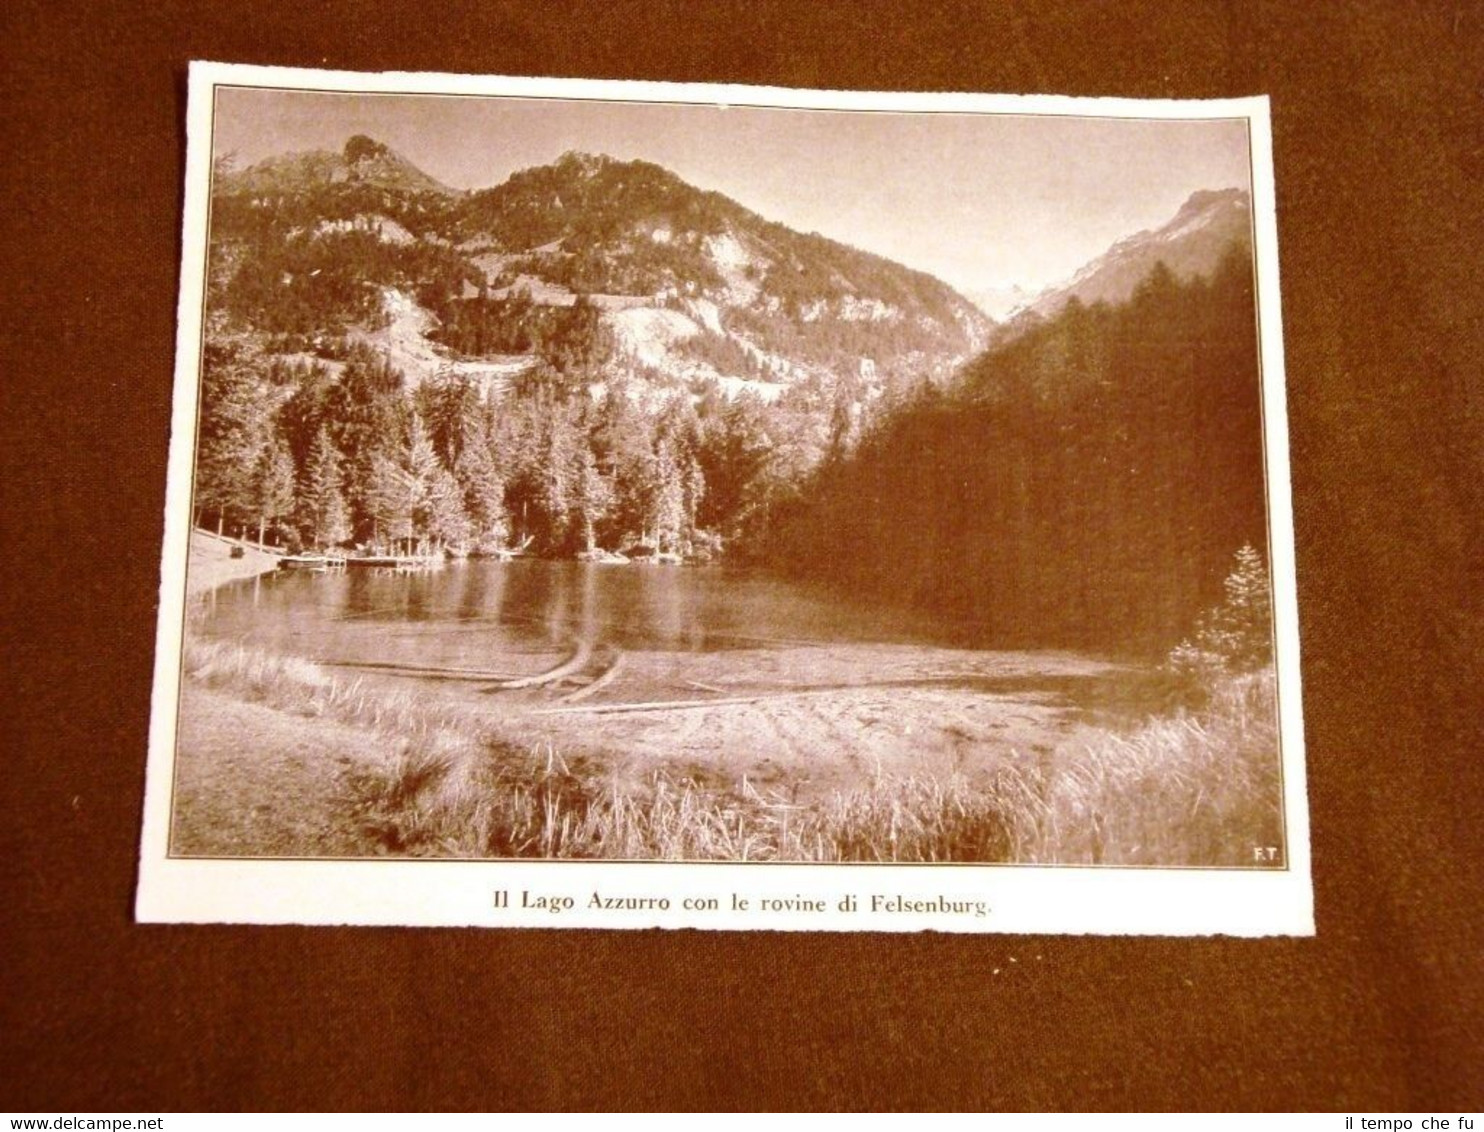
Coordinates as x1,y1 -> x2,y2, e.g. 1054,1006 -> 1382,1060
3,0 -> 1480,1112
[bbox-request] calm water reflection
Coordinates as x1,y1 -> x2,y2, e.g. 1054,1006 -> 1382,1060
194,560 -> 959,672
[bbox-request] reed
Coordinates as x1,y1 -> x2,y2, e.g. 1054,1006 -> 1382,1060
183,636 -> 1282,865
1017,670 -> 1282,866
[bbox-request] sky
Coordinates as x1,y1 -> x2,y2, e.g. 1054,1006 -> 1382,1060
214,87 -> 1251,298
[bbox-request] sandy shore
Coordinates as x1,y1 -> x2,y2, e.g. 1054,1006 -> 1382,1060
186,530 -> 281,595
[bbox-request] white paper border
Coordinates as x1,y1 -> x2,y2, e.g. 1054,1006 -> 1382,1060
137,62 -> 1313,935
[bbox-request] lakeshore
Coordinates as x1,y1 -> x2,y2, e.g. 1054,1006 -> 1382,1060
173,555 -> 1129,857
170,627 -> 1280,863
186,530 -> 281,595
170,555 -> 1281,864
170,629 -> 1128,857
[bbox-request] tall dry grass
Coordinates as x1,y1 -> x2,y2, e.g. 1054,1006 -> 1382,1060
183,636 -> 1282,866
185,638 -> 485,762
1016,671 -> 1282,866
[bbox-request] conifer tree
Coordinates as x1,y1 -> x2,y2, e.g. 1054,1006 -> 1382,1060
533,409 -> 579,550
365,452 -> 414,550
765,244 -> 1264,650
574,444 -> 614,552
681,455 -> 706,549
252,434 -> 297,547
695,392 -> 771,541
196,332 -> 269,536
1198,545 -> 1273,671
649,439 -> 686,552
297,426 -> 352,550
591,375 -> 654,542
454,426 -> 509,552
424,464 -> 471,552
329,344 -> 409,538
279,361 -> 337,471
417,368 -> 483,466
404,413 -> 469,553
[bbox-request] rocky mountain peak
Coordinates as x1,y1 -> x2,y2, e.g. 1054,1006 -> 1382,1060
1021,187 -> 1253,323
222,135 -> 457,198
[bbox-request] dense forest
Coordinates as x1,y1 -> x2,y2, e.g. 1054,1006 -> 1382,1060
194,140 -> 981,561
193,318 -> 843,559
419,289 -> 614,377
765,244 -> 1267,654
195,238 -> 1265,658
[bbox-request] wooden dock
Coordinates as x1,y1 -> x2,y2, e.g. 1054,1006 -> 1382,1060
279,554 -> 347,572
280,552 -> 443,573
344,554 -> 443,572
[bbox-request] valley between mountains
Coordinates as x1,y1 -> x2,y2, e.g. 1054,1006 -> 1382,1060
176,134 -> 1282,865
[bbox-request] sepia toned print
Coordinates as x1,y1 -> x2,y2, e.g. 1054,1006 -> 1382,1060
138,64 -> 1311,933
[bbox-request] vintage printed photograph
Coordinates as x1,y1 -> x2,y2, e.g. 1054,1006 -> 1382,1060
138,65 -> 1311,932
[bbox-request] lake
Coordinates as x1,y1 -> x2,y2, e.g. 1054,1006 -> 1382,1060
195,560 -> 979,671
191,559 -> 1126,796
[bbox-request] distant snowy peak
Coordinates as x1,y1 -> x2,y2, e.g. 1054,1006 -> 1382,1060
967,282 -> 1042,323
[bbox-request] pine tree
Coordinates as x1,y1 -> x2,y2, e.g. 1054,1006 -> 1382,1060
297,426 -> 351,550
1201,544 -> 1273,671
424,464 -> 471,552
681,454 -> 706,550
405,413 -> 469,553
574,444 -> 614,551
416,368 -> 483,466
1165,543 -> 1274,702
533,409 -> 579,550
252,434 -> 297,547
454,427 -> 509,552
195,332 -> 269,536
329,345 -> 409,538
592,375 -> 655,543
279,360 -> 336,471
696,390 -> 772,541
365,452 -> 414,551
649,439 -> 686,552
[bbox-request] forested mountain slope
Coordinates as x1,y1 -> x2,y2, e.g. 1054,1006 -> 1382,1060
766,243 -> 1266,653
197,138 -> 994,559
1013,188 -> 1251,329
209,139 -> 991,396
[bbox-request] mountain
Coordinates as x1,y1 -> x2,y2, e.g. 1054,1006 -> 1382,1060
966,282 -> 1041,322
196,140 -> 1264,574
209,141 -> 992,400
1022,188 -> 1251,322
443,150 -> 993,396
220,135 -> 459,198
